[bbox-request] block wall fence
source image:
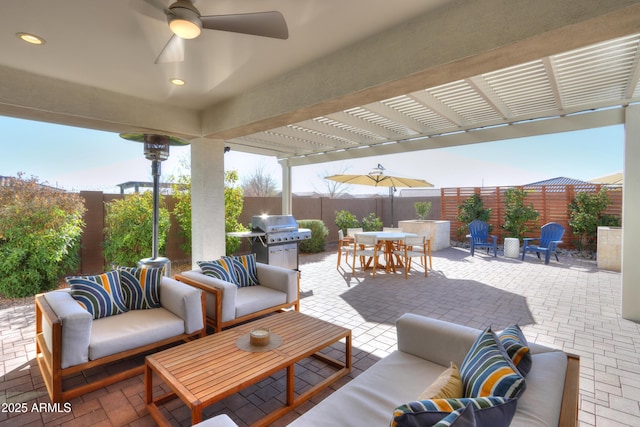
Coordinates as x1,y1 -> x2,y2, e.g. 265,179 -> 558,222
77,185 -> 621,274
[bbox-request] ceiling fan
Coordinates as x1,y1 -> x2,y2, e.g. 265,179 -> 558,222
145,0 -> 289,64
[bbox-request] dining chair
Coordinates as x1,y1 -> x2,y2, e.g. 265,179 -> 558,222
336,229 -> 355,269
352,233 -> 380,276
394,235 -> 429,278
346,227 -> 363,239
410,233 -> 433,270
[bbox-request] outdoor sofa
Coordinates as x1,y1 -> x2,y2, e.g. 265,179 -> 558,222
35,273 -> 205,403
198,313 -> 579,427
175,258 -> 300,333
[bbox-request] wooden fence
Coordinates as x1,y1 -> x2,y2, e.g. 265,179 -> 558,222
441,184 -> 623,247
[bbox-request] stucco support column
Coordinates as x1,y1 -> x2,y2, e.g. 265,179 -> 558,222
622,105 -> 640,321
279,159 -> 292,215
190,138 -> 225,267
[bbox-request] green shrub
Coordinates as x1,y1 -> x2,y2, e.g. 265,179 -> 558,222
361,213 -> 383,231
172,174 -> 192,255
568,189 -> 619,251
335,210 -> 360,234
457,194 -> 491,239
502,188 -> 539,239
0,174 -> 85,297
103,192 -> 171,266
224,171 -> 246,255
170,170 -> 247,256
297,219 -> 328,253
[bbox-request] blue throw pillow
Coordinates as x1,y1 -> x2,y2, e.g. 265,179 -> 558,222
198,257 -> 239,285
498,324 -> 532,377
118,266 -> 163,310
391,396 -> 516,427
432,403 -> 476,427
232,253 -> 259,287
460,327 -> 526,398
68,270 -> 128,319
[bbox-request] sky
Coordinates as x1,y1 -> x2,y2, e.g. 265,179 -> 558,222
0,115 -> 624,195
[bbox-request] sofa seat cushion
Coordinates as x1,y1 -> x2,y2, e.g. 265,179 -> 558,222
235,286 -> 287,318
89,308 -> 185,360
514,351 -> 567,427
288,351 -> 446,427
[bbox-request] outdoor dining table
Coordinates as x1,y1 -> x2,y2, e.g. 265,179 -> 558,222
356,231 -> 417,273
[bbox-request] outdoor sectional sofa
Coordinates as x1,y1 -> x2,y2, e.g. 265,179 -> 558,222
35,274 -> 205,403
175,260 -> 300,333
199,313 -> 579,427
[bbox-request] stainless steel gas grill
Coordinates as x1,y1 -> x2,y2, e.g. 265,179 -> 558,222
237,215 -> 311,270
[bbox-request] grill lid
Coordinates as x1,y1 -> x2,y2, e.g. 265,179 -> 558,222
251,215 -> 299,233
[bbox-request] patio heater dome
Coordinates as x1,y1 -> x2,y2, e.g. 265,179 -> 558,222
119,133 -> 190,275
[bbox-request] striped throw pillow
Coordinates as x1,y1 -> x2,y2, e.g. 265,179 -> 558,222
498,324 -> 532,377
198,257 -> 238,285
118,266 -> 163,310
391,396 -> 517,427
460,327 -> 526,398
68,270 -> 128,319
232,253 -> 259,287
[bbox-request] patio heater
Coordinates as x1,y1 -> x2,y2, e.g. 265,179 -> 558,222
119,133 -> 190,275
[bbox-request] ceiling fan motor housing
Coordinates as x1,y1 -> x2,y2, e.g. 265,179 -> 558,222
167,0 -> 202,39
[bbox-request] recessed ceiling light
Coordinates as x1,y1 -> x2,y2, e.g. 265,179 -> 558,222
170,78 -> 186,86
16,32 -> 45,45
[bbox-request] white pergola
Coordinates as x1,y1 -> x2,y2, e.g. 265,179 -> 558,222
2,0 -> 640,319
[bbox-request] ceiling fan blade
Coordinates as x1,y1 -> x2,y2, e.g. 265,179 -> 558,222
154,34 -> 185,64
200,11 -> 289,40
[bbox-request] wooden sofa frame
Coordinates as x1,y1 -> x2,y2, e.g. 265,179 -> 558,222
35,292 -> 206,403
175,272 -> 300,334
560,352 -> 581,427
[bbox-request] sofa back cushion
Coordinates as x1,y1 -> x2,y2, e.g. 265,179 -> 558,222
67,270 -> 128,319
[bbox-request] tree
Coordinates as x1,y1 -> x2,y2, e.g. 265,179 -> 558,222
0,174 -> 86,297
242,165 -> 278,197
315,163 -> 352,198
502,188 -> 539,240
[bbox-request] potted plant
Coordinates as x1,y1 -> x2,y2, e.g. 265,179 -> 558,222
398,200 -> 450,251
414,201 -> 432,220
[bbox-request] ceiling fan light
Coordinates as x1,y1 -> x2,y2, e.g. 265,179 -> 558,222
169,6 -> 202,40
170,18 -> 201,39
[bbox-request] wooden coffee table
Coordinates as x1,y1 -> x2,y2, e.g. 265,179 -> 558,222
145,310 -> 352,426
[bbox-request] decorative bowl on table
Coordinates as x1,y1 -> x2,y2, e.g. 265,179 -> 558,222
249,328 -> 271,346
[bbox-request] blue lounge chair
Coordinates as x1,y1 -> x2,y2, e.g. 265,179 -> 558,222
467,220 -> 497,257
521,222 -> 565,264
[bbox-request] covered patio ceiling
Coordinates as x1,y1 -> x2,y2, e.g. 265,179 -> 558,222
1,1 -> 640,166
231,33 -> 640,166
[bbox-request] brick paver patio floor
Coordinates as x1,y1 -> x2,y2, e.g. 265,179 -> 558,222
1,246 -> 639,426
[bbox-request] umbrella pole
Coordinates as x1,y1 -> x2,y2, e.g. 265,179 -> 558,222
389,186 -> 394,227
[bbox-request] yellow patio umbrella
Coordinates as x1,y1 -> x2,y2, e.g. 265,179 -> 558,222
325,164 -> 433,226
